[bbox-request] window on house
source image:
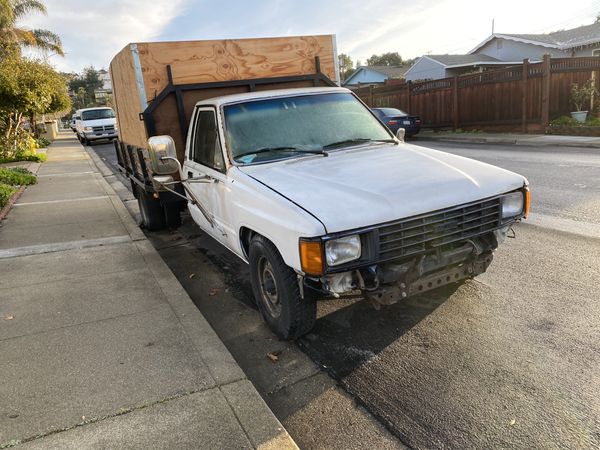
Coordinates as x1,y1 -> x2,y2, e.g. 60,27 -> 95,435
593,49 -> 600,57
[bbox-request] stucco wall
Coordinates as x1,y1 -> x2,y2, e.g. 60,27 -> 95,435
573,47 -> 600,56
405,58 -> 446,81
476,38 -> 570,61
344,68 -> 388,86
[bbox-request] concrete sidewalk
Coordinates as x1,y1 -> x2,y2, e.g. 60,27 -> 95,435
0,134 -> 297,449
418,131 -> 600,148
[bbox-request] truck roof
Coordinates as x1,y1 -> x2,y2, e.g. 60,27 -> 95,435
198,87 -> 349,107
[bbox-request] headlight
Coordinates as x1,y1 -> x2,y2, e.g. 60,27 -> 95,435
501,192 -> 524,218
84,126 -> 92,131
325,235 -> 361,266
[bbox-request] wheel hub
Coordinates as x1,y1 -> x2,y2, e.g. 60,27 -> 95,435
258,256 -> 281,317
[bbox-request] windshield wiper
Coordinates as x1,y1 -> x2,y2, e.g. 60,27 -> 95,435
322,138 -> 398,150
234,146 -> 328,161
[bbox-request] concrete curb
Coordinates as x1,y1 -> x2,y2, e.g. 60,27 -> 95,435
82,144 -> 299,449
418,134 -> 600,149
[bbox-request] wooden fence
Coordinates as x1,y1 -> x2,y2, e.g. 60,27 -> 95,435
353,55 -> 600,133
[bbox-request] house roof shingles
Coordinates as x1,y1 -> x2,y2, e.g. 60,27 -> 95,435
426,54 -> 501,66
362,65 -> 409,78
493,22 -> 600,49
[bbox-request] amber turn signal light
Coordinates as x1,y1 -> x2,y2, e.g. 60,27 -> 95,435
524,188 -> 530,218
299,239 -> 324,276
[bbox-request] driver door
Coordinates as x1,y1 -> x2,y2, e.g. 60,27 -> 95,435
182,107 -> 230,245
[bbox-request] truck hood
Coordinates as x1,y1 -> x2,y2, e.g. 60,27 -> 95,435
239,143 -> 527,233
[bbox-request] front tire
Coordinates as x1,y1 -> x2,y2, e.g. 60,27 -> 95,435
249,235 -> 316,339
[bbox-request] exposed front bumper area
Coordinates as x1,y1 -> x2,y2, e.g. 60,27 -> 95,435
306,229 -> 506,308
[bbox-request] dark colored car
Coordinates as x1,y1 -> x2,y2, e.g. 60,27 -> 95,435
371,107 -> 421,137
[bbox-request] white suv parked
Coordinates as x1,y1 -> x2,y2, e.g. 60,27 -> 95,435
76,107 -> 118,145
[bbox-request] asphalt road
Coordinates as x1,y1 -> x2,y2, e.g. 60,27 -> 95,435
91,139 -> 600,449
414,141 -> 600,235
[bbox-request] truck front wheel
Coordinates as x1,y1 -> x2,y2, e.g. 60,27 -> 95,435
249,235 -> 316,339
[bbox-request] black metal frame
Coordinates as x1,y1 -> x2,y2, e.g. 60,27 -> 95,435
117,56 -> 337,199
141,56 -> 336,142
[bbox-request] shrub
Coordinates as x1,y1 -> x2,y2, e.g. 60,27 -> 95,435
36,137 -> 51,148
550,115 -> 580,126
0,183 -> 17,208
0,153 -> 46,163
0,167 -> 37,186
550,115 -> 600,127
570,80 -> 598,111
584,116 -> 600,126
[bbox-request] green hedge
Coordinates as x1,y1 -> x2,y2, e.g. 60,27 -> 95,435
0,153 -> 46,164
0,183 -> 17,208
550,115 -> 600,127
0,167 -> 37,186
0,167 -> 37,208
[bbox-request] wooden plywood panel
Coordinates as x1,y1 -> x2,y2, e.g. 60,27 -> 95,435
110,45 -> 148,149
136,35 -> 337,102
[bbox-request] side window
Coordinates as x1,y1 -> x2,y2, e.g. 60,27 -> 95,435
192,110 -> 225,171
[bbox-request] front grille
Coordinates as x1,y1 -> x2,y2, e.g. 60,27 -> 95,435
378,197 -> 502,262
92,125 -> 114,132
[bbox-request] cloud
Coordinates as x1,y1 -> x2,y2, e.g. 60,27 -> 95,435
20,0 -> 186,72
17,0 -> 599,73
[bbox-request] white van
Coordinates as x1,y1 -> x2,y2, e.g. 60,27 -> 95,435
75,107 -> 118,145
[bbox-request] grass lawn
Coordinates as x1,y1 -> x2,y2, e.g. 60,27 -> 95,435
0,167 -> 37,208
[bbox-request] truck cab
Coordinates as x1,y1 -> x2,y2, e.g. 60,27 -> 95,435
76,107 -> 118,145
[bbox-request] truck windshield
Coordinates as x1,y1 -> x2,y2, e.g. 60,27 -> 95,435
81,109 -> 115,120
223,93 -> 393,164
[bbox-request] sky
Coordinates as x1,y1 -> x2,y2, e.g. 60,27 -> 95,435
21,0 -> 600,74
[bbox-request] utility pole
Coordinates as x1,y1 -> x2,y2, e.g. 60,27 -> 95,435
492,18 -> 495,34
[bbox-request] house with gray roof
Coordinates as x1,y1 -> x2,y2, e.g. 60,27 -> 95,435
404,54 -> 522,81
469,21 -> 600,60
405,21 -> 600,81
342,65 -> 409,87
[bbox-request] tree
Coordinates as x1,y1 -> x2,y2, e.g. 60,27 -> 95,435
68,66 -> 103,109
338,53 -> 355,81
0,54 -> 70,156
0,0 -> 63,58
367,52 -> 403,66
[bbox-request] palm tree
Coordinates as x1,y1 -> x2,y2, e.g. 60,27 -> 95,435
0,0 -> 63,57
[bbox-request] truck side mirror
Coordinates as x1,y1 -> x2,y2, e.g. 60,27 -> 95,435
396,128 -> 405,142
148,135 -> 179,175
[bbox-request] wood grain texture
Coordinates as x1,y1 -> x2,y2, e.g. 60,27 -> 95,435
137,35 -> 337,101
110,45 -> 148,150
110,35 -> 337,151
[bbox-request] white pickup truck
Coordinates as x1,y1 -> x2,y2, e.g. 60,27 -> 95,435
144,86 -> 529,338
111,37 -> 529,339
